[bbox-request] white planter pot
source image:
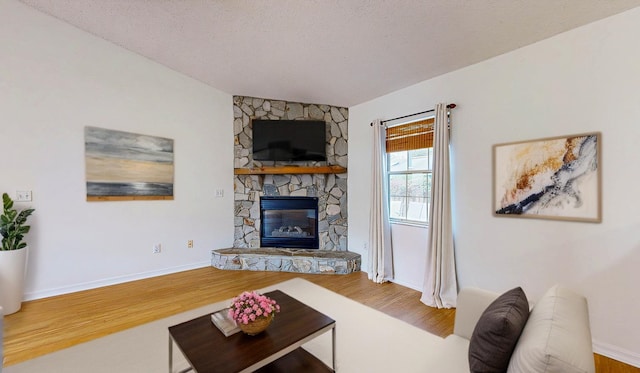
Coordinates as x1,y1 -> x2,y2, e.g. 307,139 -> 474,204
0,246 -> 28,314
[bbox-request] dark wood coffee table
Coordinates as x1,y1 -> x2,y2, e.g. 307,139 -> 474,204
168,290 -> 336,372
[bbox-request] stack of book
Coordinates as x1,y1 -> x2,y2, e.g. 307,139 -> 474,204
210,308 -> 240,337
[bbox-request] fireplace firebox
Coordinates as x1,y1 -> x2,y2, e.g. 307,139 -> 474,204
260,196 -> 319,249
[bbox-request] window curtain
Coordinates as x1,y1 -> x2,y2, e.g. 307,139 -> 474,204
368,119 -> 393,283
420,103 -> 458,308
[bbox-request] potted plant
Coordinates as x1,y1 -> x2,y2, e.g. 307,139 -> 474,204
0,193 -> 35,314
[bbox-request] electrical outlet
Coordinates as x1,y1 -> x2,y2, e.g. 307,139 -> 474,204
215,189 -> 224,198
187,240 -> 193,248
16,190 -> 32,202
153,244 -> 161,254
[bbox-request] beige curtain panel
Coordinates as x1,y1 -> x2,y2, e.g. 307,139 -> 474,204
368,119 -> 394,283
420,103 -> 458,308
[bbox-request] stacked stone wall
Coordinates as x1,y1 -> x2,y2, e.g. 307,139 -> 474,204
233,96 -> 348,250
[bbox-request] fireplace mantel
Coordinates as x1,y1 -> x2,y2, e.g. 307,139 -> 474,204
234,165 -> 346,175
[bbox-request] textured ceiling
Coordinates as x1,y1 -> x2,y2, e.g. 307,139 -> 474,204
19,0 -> 640,107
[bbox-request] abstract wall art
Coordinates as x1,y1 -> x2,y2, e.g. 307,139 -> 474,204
493,132 -> 601,222
85,127 -> 174,201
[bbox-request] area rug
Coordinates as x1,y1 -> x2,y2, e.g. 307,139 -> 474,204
4,278 -> 468,372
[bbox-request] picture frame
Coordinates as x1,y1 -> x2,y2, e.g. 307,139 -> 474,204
493,132 -> 601,223
85,127 -> 174,201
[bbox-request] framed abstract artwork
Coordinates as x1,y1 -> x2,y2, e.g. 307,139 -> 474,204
493,132 -> 601,222
85,127 -> 174,201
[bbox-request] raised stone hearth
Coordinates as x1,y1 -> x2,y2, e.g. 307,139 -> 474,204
211,248 -> 361,274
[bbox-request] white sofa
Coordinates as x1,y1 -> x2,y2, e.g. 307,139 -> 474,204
450,285 -> 596,373
289,279 -> 596,372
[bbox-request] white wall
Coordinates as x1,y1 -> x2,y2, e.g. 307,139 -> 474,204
348,7 -> 640,366
389,224 -> 428,290
0,0 -> 234,299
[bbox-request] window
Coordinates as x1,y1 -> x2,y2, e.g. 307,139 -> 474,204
386,118 -> 434,225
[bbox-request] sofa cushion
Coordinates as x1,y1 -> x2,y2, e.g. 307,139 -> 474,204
468,286 -> 530,373
507,285 -> 595,373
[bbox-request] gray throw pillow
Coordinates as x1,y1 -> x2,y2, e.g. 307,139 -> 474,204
468,286 -> 530,373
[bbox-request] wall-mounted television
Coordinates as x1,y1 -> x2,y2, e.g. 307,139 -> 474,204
252,119 -> 327,162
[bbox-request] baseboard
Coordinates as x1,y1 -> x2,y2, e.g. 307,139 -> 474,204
389,278 -> 421,291
359,270 -> 422,292
24,261 -> 211,301
593,339 -> 640,368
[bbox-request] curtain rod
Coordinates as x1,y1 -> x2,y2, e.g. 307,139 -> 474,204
370,103 -> 456,126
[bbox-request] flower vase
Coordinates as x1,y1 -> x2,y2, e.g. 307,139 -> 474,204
239,314 -> 274,336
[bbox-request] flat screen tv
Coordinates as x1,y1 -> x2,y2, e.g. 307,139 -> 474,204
252,119 -> 327,162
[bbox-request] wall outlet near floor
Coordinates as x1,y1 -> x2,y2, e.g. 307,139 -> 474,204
187,240 -> 193,248
153,244 -> 162,254
215,189 -> 224,198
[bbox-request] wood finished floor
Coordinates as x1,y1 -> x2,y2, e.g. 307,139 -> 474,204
3,267 -> 638,372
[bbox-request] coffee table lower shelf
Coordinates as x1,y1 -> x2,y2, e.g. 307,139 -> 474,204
173,347 -> 331,373
254,347 -> 332,373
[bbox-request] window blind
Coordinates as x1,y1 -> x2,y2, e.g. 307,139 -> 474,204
385,118 -> 434,153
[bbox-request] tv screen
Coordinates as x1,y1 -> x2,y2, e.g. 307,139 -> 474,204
252,120 -> 327,162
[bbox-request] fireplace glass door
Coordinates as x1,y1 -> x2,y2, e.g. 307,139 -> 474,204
260,197 -> 319,249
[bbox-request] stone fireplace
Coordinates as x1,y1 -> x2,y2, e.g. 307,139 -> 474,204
232,96 -> 348,251
213,96 -> 361,275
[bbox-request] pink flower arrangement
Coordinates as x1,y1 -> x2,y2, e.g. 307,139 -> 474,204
228,291 -> 280,325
